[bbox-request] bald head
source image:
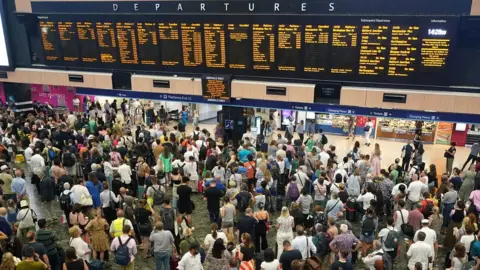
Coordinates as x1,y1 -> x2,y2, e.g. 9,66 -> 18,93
117,209 -> 125,217
119,187 -> 126,194
0,207 -> 6,216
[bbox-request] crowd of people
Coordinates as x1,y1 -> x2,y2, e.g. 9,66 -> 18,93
0,99 -> 478,270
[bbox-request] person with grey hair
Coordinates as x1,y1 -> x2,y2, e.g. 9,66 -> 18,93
329,223 -> 361,262
60,182 -> 75,226
362,240 -> 384,270
325,192 -> 344,221
150,221 -> 176,270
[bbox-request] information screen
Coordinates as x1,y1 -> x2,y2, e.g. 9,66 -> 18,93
36,15 -> 459,86
76,21 -> 99,63
137,22 -> 159,65
58,21 -> 80,63
40,20 -> 62,63
202,75 -> 231,103
158,22 -> 181,67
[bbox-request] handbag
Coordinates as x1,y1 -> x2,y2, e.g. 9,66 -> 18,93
108,191 -> 116,210
399,210 -> 414,238
79,194 -> 93,206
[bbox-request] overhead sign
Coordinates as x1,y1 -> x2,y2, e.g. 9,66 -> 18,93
202,75 -> 231,103
75,87 -> 480,124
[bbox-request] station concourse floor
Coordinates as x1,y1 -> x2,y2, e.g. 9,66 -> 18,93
19,120 -> 471,269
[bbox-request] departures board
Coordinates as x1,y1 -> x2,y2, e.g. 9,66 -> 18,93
38,14 -> 459,86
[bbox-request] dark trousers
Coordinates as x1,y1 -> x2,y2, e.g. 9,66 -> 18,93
462,154 -> 478,171
387,249 -> 397,261
299,133 -> 304,143
48,253 -> 61,270
402,157 -> 410,172
209,210 -> 221,227
133,223 -> 142,245
384,200 -> 392,217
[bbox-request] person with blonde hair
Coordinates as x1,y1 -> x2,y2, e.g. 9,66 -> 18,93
69,226 -> 91,262
370,143 -> 382,176
0,252 -> 17,270
276,206 -> 294,259
85,209 -> 109,261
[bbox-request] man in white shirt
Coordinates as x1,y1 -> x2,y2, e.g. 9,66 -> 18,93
30,149 -> 45,174
334,163 -> 348,183
242,128 -> 255,145
24,144 -> 34,171
406,174 -> 428,210
184,146 -> 198,162
357,185 -> 376,211
291,225 -> 317,259
319,149 -> 330,167
413,219 -> 437,259
391,180 -> 408,198
362,240 -> 384,270
70,179 -> 91,205
378,217 -> 399,260
117,161 -> 132,185
407,231 -> 433,270
276,134 -> 288,145
178,243 -> 203,270
294,166 -> 309,191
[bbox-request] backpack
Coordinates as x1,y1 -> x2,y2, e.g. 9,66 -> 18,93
152,186 -> 164,205
162,208 -> 175,231
59,192 -> 72,211
114,237 -> 133,266
199,142 -> 207,161
321,134 -> 328,145
383,228 -> 399,250
374,252 -> 393,270
423,200 -> 434,218
62,153 -> 75,167
48,148 -> 55,160
193,131 -> 200,141
287,182 -> 300,200
312,232 -> 332,257
362,217 -> 375,236
177,163 -> 186,176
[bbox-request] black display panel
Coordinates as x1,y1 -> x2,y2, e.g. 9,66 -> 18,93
39,20 -> 62,64
58,21 -> 80,63
76,21 -> 99,63
137,22 -> 160,66
35,15 -> 459,86
202,75 -> 231,103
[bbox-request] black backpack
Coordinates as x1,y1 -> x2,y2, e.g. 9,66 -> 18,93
62,153 -> 75,167
199,142 -> 207,161
362,217 -> 375,236
162,208 -> 175,231
237,191 -> 250,212
59,192 -> 72,211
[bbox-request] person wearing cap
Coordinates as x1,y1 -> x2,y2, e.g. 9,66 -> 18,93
0,165 -> 13,202
413,218 -> 437,259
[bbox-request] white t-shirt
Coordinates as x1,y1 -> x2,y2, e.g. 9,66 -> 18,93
393,209 -> 409,231
407,181 -> 427,202
391,183 -> 407,197
413,227 -> 437,251
357,192 -> 375,210
407,241 -> 434,270
73,98 -> 80,106
203,231 -> 227,252
260,260 -> 280,270
460,234 -> 476,252
118,164 -> 132,184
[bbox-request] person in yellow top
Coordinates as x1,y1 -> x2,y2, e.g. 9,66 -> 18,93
109,209 -> 134,238
0,165 -> 14,201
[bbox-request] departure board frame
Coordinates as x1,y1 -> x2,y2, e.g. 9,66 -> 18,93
36,14 -> 460,86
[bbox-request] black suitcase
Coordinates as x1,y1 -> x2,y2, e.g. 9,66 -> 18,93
346,197 -> 357,222
261,142 -> 268,153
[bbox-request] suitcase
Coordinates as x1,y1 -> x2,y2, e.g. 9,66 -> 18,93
346,197 -> 358,222
261,142 -> 268,153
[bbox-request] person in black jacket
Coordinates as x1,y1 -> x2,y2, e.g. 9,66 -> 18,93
38,169 -> 56,224
236,208 -> 258,243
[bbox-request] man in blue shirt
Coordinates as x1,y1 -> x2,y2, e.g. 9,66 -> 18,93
11,169 -> 26,202
203,176 -> 226,192
86,172 -> 102,209
238,145 -> 251,163
0,207 -> 12,237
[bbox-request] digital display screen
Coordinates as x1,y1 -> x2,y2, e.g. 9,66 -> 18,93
202,75 -> 230,103
36,15 -> 458,86
0,3 -> 9,68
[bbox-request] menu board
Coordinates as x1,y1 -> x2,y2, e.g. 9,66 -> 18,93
181,23 -> 203,67
158,22 -> 181,67
36,15 -> 458,86
202,75 -> 231,103
96,22 -> 118,64
40,20 -> 62,63
227,23 -> 250,69
76,21 -> 99,63
137,22 -> 159,65
115,22 -> 139,64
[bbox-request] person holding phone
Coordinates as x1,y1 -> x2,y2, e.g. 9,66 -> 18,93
17,247 -> 48,270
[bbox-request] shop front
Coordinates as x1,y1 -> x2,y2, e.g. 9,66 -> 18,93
375,119 -> 436,143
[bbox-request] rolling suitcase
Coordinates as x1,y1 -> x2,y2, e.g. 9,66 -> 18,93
346,197 -> 358,222
276,195 -> 283,211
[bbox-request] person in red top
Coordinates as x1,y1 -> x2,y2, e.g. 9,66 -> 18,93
476,157 -> 480,172
244,154 -> 256,192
